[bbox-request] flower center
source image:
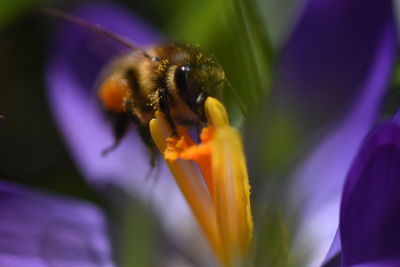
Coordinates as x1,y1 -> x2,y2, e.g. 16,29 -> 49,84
149,97 -> 253,266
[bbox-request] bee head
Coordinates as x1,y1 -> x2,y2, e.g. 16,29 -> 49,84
173,51 -> 225,122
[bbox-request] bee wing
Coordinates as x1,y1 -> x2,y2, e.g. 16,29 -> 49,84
43,7 -> 152,59
46,4 -> 164,98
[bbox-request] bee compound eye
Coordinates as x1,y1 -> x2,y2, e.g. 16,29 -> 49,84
180,65 -> 191,72
174,65 -> 191,93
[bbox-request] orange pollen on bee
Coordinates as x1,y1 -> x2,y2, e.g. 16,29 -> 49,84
165,127 -> 215,196
99,74 -> 130,113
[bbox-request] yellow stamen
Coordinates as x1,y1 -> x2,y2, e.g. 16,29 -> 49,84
212,128 -> 253,260
204,97 -> 229,128
150,113 -> 223,260
149,97 -> 253,266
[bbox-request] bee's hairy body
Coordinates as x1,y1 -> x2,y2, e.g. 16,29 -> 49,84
43,8 -> 228,163
99,43 -> 226,158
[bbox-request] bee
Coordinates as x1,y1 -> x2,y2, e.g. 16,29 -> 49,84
44,7 -> 244,165
98,43 -> 226,159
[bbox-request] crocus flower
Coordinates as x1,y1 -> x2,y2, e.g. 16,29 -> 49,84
46,3 -> 253,266
282,0 -> 397,264
322,111 -> 400,267
43,0 -> 397,266
0,180 -> 114,266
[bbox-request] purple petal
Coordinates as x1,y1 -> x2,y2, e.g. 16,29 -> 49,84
287,1 -> 397,265
340,119 -> 400,266
347,258 -> 400,267
322,230 -> 341,267
46,3 -> 193,244
275,0 -> 395,121
0,181 -> 113,266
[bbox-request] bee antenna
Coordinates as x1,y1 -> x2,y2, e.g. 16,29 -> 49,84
225,79 -> 247,116
42,7 -> 153,60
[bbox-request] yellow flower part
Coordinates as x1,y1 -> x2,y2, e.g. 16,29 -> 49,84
204,97 -> 229,128
149,97 -> 253,267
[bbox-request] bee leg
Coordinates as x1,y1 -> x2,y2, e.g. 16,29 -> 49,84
101,112 -> 130,156
195,91 -> 209,123
137,124 -> 159,168
125,98 -> 159,168
102,98 -> 141,156
196,122 -> 202,143
157,88 -> 178,136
